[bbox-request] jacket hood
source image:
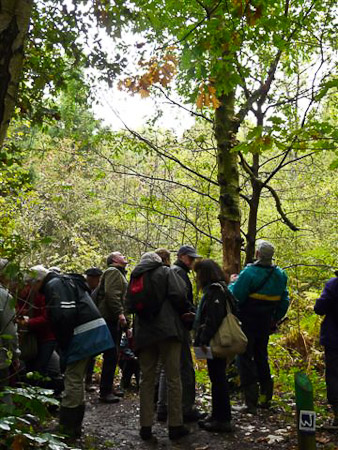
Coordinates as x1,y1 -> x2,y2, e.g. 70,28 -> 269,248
132,260 -> 162,277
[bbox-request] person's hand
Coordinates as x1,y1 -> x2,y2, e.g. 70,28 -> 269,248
181,312 -> 196,322
16,316 -> 29,329
126,328 -> 133,339
230,273 -> 238,283
118,314 -> 127,328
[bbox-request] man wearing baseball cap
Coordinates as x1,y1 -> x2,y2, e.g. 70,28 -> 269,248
172,245 -> 204,422
96,252 -> 129,403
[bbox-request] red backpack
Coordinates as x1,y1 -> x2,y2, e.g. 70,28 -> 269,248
126,269 -> 164,319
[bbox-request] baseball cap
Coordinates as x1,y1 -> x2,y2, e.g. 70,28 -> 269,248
177,245 -> 201,258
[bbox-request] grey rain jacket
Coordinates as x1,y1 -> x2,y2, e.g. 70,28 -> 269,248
132,259 -> 191,352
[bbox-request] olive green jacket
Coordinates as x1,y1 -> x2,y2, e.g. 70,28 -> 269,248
96,267 -> 128,322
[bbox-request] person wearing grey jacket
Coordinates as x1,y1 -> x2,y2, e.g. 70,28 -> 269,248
130,252 -> 192,442
0,259 -> 20,403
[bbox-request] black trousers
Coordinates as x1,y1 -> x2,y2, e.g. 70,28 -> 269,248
100,320 -> 120,396
180,329 -> 196,414
207,358 -> 231,422
325,347 -> 338,407
238,327 -> 271,388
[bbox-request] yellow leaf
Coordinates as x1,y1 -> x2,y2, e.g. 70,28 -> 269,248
139,89 -> 150,98
196,92 -> 205,109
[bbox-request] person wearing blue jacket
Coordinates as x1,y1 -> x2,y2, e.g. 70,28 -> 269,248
314,273 -> 338,428
26,265 -> 114,438
229,240 -> 289,413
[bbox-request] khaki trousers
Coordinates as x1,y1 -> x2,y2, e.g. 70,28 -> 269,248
139,338 -> 182,427
62,357 -> 90,408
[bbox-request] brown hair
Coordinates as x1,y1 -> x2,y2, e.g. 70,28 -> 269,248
155,248 -> 171,266
194,259 -> 227,289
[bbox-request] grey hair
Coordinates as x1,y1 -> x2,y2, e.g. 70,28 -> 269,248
140,252 -> 162,263
25,265 -> 50,283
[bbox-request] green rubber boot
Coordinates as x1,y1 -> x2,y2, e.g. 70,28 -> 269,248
59,404 -> 85,439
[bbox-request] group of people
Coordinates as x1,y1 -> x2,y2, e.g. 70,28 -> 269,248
0,239 -> 336,442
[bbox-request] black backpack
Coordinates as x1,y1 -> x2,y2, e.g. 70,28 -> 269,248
126,268 -> 164,319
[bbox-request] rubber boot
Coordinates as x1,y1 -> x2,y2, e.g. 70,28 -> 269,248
259,379 -> 274,409
243,383 -> 259,414
59,404 -> 85,438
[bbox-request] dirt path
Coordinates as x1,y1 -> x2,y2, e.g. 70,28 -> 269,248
78,389 -> 338,449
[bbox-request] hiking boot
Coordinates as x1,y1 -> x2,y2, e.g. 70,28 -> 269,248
203,420 -> 233,433
99,393 -> 120,404
169,425 -> 190,440
198,416 -> 213,429
140,426 -> 152,440
85,383 -> 96,393
243,383 -> 259,415
259,379 -> 273,409
183,408 -> 207,422
113,388 -> 124,398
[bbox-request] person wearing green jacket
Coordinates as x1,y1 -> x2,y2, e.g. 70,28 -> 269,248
96,252 -> 128,403
229,240 -> 289,413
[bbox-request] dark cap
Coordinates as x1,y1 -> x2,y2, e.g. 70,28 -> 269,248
85,267 -> 103,277
177,245 -> 201,258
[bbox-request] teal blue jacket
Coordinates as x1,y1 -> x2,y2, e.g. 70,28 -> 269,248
229,263 -> 289,324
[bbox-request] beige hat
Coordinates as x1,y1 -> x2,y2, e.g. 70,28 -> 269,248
26,265 -> 50,282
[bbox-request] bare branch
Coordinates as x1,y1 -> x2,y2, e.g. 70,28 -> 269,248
263,184 -> 299,231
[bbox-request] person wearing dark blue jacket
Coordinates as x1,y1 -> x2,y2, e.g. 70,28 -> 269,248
229,240 -> 289,413
26,265 -> 113,438
314,274 -> 338,428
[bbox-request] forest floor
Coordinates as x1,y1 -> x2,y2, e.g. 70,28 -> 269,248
70,384 -> 338,450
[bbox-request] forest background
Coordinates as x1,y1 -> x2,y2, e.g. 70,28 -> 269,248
0,0 -> 337,445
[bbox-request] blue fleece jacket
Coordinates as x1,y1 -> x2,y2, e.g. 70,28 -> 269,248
229,263 -> 289,330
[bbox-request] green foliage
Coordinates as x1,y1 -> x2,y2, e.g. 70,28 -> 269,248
0,387 -> 74,449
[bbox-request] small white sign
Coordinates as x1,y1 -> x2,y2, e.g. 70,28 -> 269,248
299,410 -> 316,432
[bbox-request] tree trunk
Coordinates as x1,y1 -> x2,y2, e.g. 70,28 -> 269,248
245,153 -> 262,265
0,0 -> 33,149
214,92 -> 242,276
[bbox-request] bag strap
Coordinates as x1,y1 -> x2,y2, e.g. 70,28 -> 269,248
213,282 -> 234,315
251,266 -> 276,295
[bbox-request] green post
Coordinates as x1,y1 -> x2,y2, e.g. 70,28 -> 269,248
295,372 -> 316,450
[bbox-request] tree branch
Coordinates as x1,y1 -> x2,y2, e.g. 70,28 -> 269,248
263,184 -> 299,231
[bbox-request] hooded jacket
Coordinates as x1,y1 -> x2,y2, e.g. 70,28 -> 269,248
131,259 -> 191,351
41,272 -> 113,364
314,277 -> 338,349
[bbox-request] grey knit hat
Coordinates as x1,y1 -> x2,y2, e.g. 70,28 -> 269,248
256,240 -> 275,263
140,252 -> 162,263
